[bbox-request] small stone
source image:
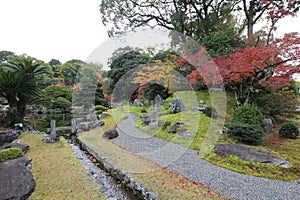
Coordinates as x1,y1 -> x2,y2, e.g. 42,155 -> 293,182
103,129 -> 119,139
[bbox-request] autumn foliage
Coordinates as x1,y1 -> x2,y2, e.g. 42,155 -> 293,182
185,32 -> 300,105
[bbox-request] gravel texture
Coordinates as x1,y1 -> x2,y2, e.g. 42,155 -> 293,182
112,113 -> 300,200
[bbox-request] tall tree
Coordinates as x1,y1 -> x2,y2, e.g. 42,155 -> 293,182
61,59 -> 85,86
107,50 -> 149,93
186,32 -> 300,105
241,0 -> 300,37
100,0 -> 240,42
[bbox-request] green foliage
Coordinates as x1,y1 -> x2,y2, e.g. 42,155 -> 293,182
40,85 -> 72,109
201,27 -> 244,57
0,55 -> 50,124
251,91 -> 297,116
142,83 -> 171,100
225,122 -> 265,144
279,122 -> 299,139
232,103 -> 264,126
107,50 -> 149,92
94,105 -> 106,115
61,59 -> 85,86
0,148 -> 24,162
55,97 -> 71,107
0,51 -> 15,63
204,106 -> 217,119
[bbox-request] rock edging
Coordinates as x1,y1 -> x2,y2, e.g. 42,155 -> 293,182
77,138 -> 157,200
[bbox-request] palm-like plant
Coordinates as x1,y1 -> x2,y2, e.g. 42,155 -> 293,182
0,55 -> 50,125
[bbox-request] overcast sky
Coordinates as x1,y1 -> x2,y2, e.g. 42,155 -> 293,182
0,0 -> 300,64
0,0 -> 108,63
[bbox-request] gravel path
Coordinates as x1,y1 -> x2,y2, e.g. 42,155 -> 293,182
112,113 -> 300,200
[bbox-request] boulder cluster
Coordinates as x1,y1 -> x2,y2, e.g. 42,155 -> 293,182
0,130 -> 36,199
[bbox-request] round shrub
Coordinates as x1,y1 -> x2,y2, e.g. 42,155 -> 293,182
232,103 -> 264,126
225,122 -> 265,145
0,148 -> 24,162
279,122 -> 299,139
204,106 -> 217,119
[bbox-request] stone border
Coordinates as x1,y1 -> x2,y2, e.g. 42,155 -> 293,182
77,138 -> 157,200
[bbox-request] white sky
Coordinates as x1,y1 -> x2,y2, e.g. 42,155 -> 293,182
0,0 -> 108,63
0,0 -> 300,64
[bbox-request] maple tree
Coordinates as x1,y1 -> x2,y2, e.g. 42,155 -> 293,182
186,32 -> 300,106
132,57 -> 188,95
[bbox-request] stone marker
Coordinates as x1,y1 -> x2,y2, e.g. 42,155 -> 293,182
264,118 -> 274,133
154,95 -> 164,106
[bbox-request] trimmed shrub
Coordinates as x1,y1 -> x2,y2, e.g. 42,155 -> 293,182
225,122 -> 265,145
94,105 -> 106,115
232,103 -> 264,126
279,122 -> 299,139
204,106 -> 217,119
0,148 -> 24,162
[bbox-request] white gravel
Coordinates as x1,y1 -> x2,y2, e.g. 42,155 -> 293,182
112,113 -> 300,200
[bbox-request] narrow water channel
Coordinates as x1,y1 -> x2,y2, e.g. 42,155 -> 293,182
68,142 -> 139,200
30,113 -> 139,199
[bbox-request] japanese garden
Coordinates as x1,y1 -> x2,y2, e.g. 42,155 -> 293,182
1,0 -> 300,199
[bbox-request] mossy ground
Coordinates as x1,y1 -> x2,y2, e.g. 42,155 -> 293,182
19,134 -> 105,200
127,91 -> 300,181
79,108 -> 224,200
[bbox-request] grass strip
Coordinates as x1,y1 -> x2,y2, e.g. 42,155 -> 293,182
20,133 -> 105,200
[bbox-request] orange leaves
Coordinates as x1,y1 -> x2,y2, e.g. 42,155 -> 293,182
132,58 -> 178,92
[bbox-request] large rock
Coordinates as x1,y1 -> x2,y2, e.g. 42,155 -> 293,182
1,143 -> 30,153
103,129 -> 119,140
168,122 -> 184,134
0,130 -> 21,146
0,157 -> 36,200
170,97 -> 185,113
214,144 -> 290,168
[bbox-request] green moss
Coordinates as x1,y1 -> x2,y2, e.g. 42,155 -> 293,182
0,148 -> 24,162
128,91 -> 300,181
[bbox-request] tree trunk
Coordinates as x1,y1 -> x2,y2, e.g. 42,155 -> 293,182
247,1 -> 255,37
16,101 -> 27,123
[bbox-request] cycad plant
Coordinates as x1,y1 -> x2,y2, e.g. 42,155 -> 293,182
0,55 -> 50,125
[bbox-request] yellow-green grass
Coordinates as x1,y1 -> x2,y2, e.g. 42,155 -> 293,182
128,91 -> 300,181
79,111 -> 224,200
19,134 -> 105,200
